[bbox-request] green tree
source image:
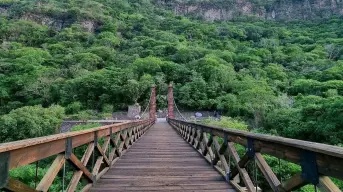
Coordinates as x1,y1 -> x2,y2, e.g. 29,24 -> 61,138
0,105 -> 65,142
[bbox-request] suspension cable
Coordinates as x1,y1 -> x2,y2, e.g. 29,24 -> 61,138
140,90 -> 153,119
173,97 -> 188,121
62,162 -> 66,192
35,161 -> 39,188
255,159 -> 258,192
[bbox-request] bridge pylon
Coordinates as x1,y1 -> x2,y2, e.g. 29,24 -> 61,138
167,83 -> 174,119
149,85 -> 156,120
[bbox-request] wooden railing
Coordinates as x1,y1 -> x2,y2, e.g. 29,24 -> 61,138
168,118 -> 343,192
0,119 -> 154,192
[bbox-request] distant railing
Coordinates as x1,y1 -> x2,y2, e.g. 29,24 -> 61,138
168,118 -> 343,192
0,119 -> 154,192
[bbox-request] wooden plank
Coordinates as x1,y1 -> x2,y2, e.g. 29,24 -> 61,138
102,136 -> 111,154
230,153 -> 251,179
109,147 -> 116,161
128,128 -> 134,145
0,121 -> 144,153
92,156 -> 104,176
96,144 -> 110,166
226,142 -> 255,192
91,122 -> 234,192
111,133 -> 120,147
123,130 -> 130,149
4,177 -> 38,192
181,126 -> 186,138
196,130 -> 203,150
167,119 -> 343,159
168,119 -> 343,180
68,143 -> 94,192
255,153 -> 281,191
317,176 -> 342,192
96,167 -> 110,181
125,129 -> 132,149
119,130 -> 128,152
81,143 -> 95,165
68,153 -> 93,182
81,183 -> 92,192
202,132 -> 214,159
9,138 -> 66,169
278,172 -> 307,191
36,154 -> 65,192
134,127 -> 139,141
212,137 -> 221,165
67,171 -> 83,192
3,120 -> 151,170
212,137 -> 230,176
184,126 -> 188,140
191,128 -> 197,146
186,126 -> 191,142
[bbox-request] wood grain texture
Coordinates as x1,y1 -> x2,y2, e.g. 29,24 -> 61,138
317,176 -> 342,192
67,143 -> 94,192
2,120 -> 151,170
168,119 -> 343,180
255,152 -> 281,191
68,153 -> 93,182
36,154 -> 65,192
90,122 -> 235,192
4,177 -> 39,192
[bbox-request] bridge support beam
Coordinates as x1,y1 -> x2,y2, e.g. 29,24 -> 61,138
149,85 -> 156,120
168,83 -> 174,119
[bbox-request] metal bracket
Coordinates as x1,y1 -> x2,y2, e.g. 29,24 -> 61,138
300,150 -> 319,185
219,133 -> 228,154
225,171 -> 230,182
207,131 -> 214,147
109,127 -> 113,138
65,137 -> 72,159
92,131 -> 98,169
94,131 -> 98,146
92,174 -> 97,183
247,137 -> 255,158
0,152 -> 10,188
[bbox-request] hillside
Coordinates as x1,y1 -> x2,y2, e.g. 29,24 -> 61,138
155,0 -> 343,21
0,0 -> 343,146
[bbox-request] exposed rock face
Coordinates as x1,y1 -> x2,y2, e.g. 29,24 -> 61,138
21,13 -> 71,31
21,13 -> 97,32
80,20 -> 97,32
0,7 -> 8,16
155,0 -> 343,21
0,6 -> 97,32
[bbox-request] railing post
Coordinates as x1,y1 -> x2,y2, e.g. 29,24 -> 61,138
300,150 -> 319,185
0,152 -> 9,188
168,83 -> 174,119
149,85 -> 156,120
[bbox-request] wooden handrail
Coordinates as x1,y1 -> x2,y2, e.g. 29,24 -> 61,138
0,119 -> 155,192
168,118 -> 343,192
0,121 -> 132,153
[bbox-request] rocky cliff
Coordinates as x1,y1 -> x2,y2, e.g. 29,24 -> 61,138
155,0 -> 343,21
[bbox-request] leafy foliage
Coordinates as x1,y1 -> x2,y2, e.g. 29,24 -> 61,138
0,105 -> 64,142
1,0 -> 343,190
202,116 -> 248,131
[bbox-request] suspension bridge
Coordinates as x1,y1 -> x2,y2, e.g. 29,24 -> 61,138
0,84 -> 342,192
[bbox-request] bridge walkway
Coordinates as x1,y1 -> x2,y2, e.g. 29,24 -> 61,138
90,120 -> 235,191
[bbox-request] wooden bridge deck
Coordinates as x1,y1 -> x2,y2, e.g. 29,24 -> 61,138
91,121 -> 235,191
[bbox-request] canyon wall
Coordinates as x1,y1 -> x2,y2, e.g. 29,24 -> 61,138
155,0 -> 343,21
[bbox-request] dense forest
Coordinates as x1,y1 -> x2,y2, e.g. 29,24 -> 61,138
1,0 -> 342,145
1,0 -> 343,191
